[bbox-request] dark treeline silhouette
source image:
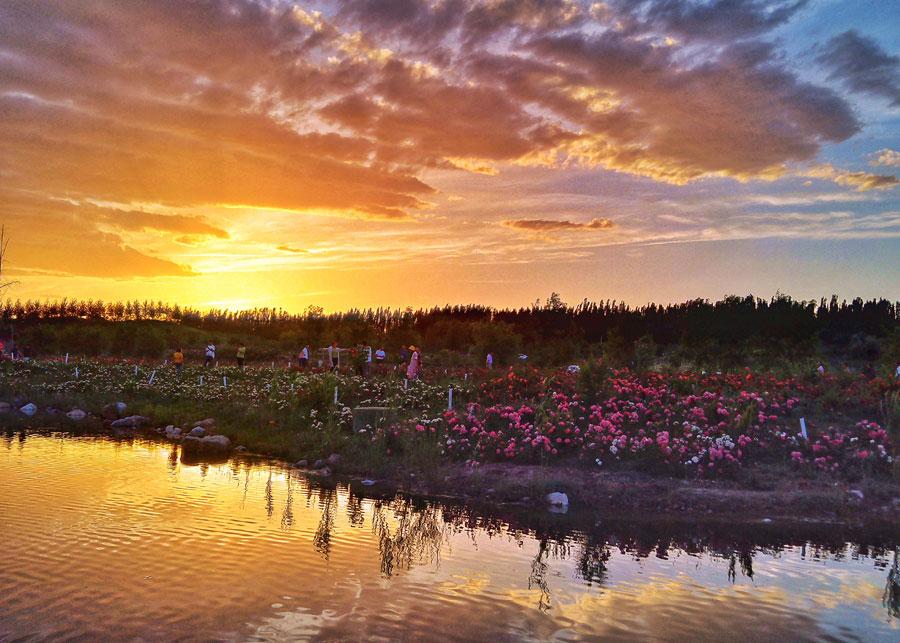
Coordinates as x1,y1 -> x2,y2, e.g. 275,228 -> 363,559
2,293 -> 898,369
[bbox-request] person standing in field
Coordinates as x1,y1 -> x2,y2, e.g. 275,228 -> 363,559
375,346 -> 386,373
299,345 -> 309,369
236,343 -> 246,368
205,341 -> 216,368
486,352 -> 494,369
406,345 -> 421,381
399,345 -> 409,374
173,348 -> 184,375
327,341 -> 339,371
816,361 -> 825,376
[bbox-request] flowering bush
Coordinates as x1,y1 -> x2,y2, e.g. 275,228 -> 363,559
436,369 -> 896,478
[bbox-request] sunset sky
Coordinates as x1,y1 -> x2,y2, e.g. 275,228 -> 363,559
1,0 -> 898,312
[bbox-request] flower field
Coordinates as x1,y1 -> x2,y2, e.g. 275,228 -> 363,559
1,359 -> 897,479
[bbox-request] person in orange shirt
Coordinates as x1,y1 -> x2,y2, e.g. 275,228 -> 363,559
173,348 -> 185,375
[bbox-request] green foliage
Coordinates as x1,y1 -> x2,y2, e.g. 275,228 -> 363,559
469,321 -> 522,365
633,334 -> 657,371
602,327 -> 630,367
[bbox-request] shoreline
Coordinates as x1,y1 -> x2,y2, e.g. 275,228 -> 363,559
14,423 -> 900,530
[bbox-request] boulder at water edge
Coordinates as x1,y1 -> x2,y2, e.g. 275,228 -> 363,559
66,409 -> 87,421
200,435 -> 231,451
102,402 -> 128,420
164,426 -> 182,439
188,426 -> 206,438
181,434 -> 231,454
110,415 -> 149,428
326,453 -> 342,467
193,418 -> 216,429
19,403 -> 37,416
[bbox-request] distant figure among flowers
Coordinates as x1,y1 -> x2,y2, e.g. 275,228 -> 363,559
406,345 -> 421,381
173,348 -> 184,375
236,343 -> 246,368
816,361 -> 825,376
298,345 -> 309,369
327,341 -> 339,371
486,352 -> 493,369
204,341 -> 216,368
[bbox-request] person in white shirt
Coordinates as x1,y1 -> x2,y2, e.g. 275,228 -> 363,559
486,352 -> 494,369
326,341 -> 339,371
299,345 -> 309,369
204,341 -> 216,368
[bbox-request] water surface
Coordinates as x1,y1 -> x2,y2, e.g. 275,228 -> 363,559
1,430 -> 897,641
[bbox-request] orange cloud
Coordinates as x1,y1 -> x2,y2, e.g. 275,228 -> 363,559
503,217 -> 615,233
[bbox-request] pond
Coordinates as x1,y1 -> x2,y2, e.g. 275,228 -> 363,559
1,430 -> 897,641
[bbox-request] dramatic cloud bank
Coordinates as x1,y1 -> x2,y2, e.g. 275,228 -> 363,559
0,0 -> 896,304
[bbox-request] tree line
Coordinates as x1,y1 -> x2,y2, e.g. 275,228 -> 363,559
1,293 -> 898,370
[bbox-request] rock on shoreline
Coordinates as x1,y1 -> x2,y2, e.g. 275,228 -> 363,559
181,434 -> 231,454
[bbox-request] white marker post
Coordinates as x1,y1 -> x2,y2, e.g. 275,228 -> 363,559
65,353 -> 69,364
403,378 -> 408,391
199,376 -> 204,386
800,417 -> 808,440
223,376 -> 228,389
333,385 -> 338,405
74,367 -> 79,379
272,361 -> 275,369
448,386 -> 454,411
134,365 -> 139,376
148,370 -> 156,385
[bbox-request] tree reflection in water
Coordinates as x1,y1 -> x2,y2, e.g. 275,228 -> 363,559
346,492 -> 366,528
371,498 -> 446,578
885,548 -> 899,618
314,488 -> 336,559
264,472 -> 274,519
262,470 -> 897,617
528,539 -> 552,613
577,534 -> 611,587
727,549 -> 755,583
280,473 -> 294,531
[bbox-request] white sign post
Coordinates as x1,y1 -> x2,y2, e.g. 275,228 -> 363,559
800,417 -> 808,440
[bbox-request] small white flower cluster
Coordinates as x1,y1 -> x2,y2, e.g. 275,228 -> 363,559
714,435 -> 735,450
